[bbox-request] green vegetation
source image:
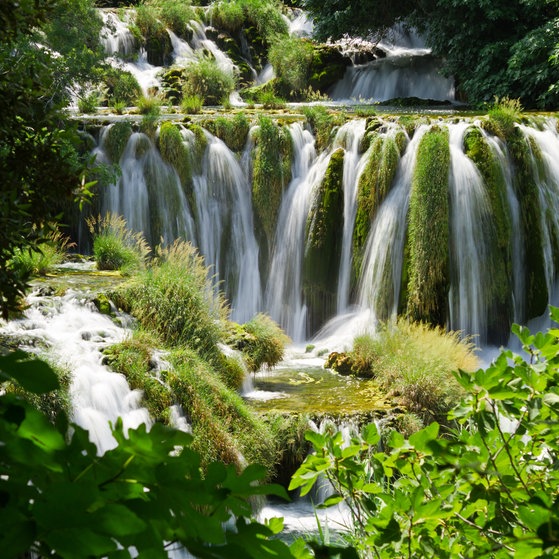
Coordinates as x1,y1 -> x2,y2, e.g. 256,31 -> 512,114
227,313 -> 291,372
202,114 -> 251,152
182,59 -> 236,106
303,147 -> 344,333
326,319 -> 478,424
269,36 -> 314,96
87,213 -> 150,274
10,228 -> 75,277
134,4 -> 172,66
103,121 -> 133,163
136,94 -> 162,116
252,117 -> 293,254
0,352 -> 308,559
406,126 -> 450,326
157,121 -> 192,186
487,96 -> 523,138
181,93 -> 203,114
102,68 -> 142,108
302,105 -> 344,152
292,310 -> 559,558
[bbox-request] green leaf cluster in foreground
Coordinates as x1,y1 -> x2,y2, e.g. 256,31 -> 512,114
291,308 -> 559,558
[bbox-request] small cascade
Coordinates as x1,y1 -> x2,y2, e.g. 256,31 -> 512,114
287,9 -> 314,38
99,129 -> 197,246
0,288 -> 151,454
518,120 -> 559,302
336,119 -> 367,312
447,122 -> 496,343
265,123 -> 323,341
192,131 -> 262,322
100,10 -> 137,58
330,26 -> 454,102
189,19 -> 237,78
358,126 -> 428,320
168,30 -> 197,66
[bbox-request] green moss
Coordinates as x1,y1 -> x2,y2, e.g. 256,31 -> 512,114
352,133 -> 401,288
103,122 -> 133,163
157,121 -> 192,187
302,147 -> 344,333
202,114 -> 250,152
406,126 -> 451,326
252,117 -> 293,257
507,127 -> 548,319
463,126 -> 514,339
186,124 -> 208,174
135,5 -> 172,66
302,105 -> 344,153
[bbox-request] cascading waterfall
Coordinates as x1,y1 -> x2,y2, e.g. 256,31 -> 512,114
99,128 -> 197,246
447,122 -> 496,344
336,119 -> 367,313
193,131 -> 262,322
265,122 -> 320,341
357,126 -> 426,321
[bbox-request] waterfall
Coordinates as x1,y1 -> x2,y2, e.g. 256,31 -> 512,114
189,19 -> 237,78
265,122 -> 320,341
518,120 -> 559,302
193,131 -> 262,322
0,287 -> 151,454
336,119 -> 367,313
358,126 -> 427,320
447,122 -> 495,344
100,10 -> 136,58
99,129 -> 197,246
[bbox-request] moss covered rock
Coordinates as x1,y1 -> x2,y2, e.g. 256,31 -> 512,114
308,43 -> 351,94
103,121 -> 133,163
406,126 -> 451,326
303,147 -> 344,333
202,113 -> 250,153
157,121 -> 192,188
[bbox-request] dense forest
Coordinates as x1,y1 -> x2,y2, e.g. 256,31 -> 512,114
2,0 -> 559,557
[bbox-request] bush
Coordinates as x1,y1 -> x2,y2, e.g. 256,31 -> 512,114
87,213 -> 150,273
488,96 -> 523,137
182,59 -> 236,105
180,93 -> 203,114
226,313 -> 290,372
136,94 -> 162,115
10,228 -> 74,277
269,36 -> 314,94
292,310 -> 559,558
115,239 -> 227,360
157,0 -> 197,37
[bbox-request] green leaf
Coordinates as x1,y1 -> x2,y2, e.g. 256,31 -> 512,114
320,494 -> 344,508
0,351 -> 60,393
95,504 -> 147,537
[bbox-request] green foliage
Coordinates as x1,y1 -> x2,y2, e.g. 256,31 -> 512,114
488,96 -> 523,138
103,68 -> 142,107
182,59 -> 236,106
269,36 -> 315,95
181,93 -> 203,114
258,89 -> 287,109
87,213 -> 150,274
0,353 -> 305,559
136,94 -> 162,115
292,309 -> 559,558
303,147 -> 345,333
103,121 -> 133,163
155,0 -> 197,37
203,114 -> 251,152
134,4 -> 172,66
115,239 -> 227,360
252,117 -> 293,251
157,121 -> 192,186
11,227 -> 74,277
406,126 -> 450,326
0,2 -> 95,318
302,106 -> 344,153
227,313 -> 291,372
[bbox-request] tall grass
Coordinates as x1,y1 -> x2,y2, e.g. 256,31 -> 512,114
115,239 -> 228,360
488,96 -> 523,137
182,59 -> 235,106
341,319 -> 478,424
11,228 -> 75,276
87,213 -> 150,274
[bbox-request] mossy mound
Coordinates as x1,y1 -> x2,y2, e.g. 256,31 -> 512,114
103,121 -> 133,163
202,113 -> 251,152
134,5 -> 173,67
308,43 -> 351,93
303,147 -> 344,333
157,121 -> 192,187
406,126 -> 451,326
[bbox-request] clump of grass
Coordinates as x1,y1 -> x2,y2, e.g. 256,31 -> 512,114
336,320 -> 478,423
136,94 -> 162,115
488,96 -> 523,137
302,105 -> 344,152
115,239 -> 228,360
202,113 -> 250,152
11,227 -> 75,277
182,59 -> 236,106
258,90 -> 286,110
87,213 -> 150,274
180,94 -> 203,114
226,313 -> 290,372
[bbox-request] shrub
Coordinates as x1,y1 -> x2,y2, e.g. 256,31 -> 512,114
87,213 -> 150,273
157,0 -> 197,37
77,90 -> 101,114
293,310 -> 559,558
115,239 -> 227,360
258,90 -> 286,109
203,113 -> 250,152
488,96 -> 523,137
182,59 -> 236,105
269,36 -> 314,94
226,313 -> 290,372
136,94 -> 162,115
10,228 -> 74,277
180,93 -> 203,114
